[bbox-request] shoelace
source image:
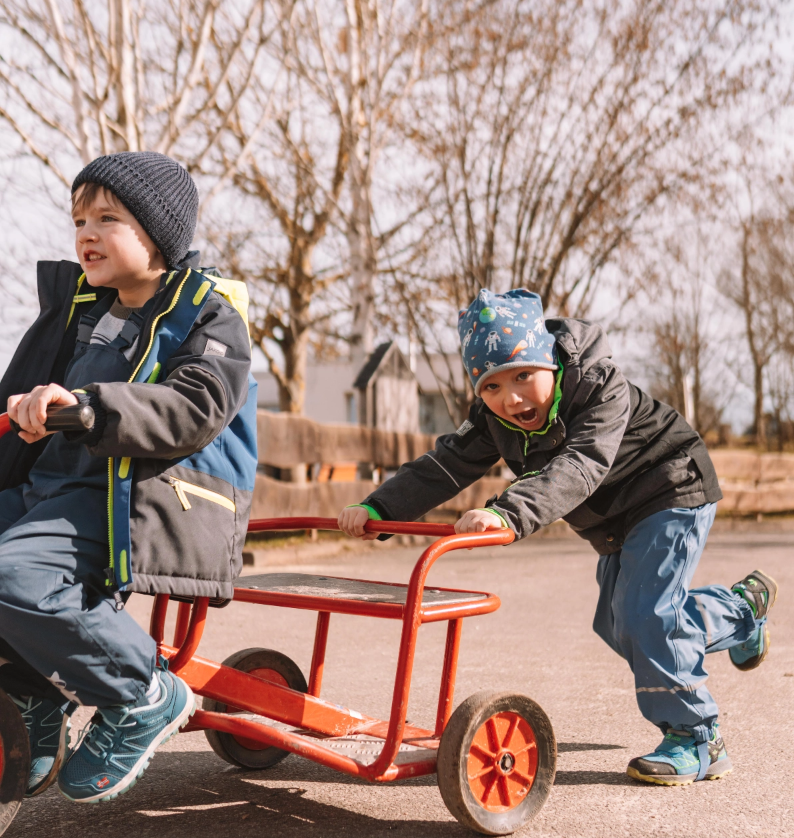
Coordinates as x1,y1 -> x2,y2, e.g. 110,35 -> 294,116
82,709 -> 136,760
10,695 -> 38,734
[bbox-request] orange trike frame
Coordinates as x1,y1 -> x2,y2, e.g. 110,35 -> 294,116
153,517 -> 514,782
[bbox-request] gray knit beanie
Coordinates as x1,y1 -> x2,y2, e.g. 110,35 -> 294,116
72,151 -> 199,268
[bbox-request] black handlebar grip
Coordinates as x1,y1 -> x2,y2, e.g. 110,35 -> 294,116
9,404 -> 95,434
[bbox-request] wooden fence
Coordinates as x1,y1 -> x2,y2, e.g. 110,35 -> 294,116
252,411 -> 794,519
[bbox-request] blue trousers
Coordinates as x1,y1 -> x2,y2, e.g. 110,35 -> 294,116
0,485 -> 155,707
593,504 -> 761,743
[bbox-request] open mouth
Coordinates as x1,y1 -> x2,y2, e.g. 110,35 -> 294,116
512,407 -> 539,426
84,252 -> 105,264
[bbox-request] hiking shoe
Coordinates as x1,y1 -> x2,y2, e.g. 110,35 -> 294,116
730,569 -> 779,671
627,726 -> 732,786
57,667 -> 194,803
9,695 -> 71,797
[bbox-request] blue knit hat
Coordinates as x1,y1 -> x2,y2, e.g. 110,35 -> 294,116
458,289 -> 557,396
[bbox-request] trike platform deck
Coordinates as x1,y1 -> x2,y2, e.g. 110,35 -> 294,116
233,572 -> 495,620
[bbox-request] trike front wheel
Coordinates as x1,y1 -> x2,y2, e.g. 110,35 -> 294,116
203,647 -> 308,770
437,690 -> 556,835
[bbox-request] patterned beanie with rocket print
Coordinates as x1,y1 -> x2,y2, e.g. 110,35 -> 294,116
458,289 -> 557,397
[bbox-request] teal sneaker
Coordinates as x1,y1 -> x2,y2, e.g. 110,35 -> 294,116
627,726 -> 732,786
57,667 -> 194,803
9,695 -> 71,797
730,569 -> 779,672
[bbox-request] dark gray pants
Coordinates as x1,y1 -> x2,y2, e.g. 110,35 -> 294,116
0,485 -> 155,707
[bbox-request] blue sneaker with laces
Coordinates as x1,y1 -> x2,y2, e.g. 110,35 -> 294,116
9,694 -> 71,797
627,726 -> 732,786
729,569 -> 779,671
57,666 -> 194,803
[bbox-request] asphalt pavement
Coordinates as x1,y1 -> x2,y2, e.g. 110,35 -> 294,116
6,530 -> 793,837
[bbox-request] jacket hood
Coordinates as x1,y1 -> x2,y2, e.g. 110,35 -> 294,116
546,318 -> 613,377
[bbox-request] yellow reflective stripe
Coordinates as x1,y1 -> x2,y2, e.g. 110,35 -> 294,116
118,457 -> 131,479
128,270 -> 190,384
106,458 -> 114,585
193,280 -> 211,305
66,273 -> 87,330
119,550 -> 129,584
168,476 -> 235,513
72,293 -> 97,303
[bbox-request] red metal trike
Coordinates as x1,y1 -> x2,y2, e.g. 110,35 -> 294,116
0,409 -> 556,836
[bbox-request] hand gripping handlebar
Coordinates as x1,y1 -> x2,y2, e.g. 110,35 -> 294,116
0,404 -> 95,437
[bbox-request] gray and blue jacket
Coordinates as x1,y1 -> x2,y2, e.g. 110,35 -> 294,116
0,256 -> 257,599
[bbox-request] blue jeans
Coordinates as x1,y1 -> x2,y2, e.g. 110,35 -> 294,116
593,504 -> 762,743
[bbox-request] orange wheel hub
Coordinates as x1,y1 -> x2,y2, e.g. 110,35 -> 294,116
230,668 -> 290,751
467,712 -> 537,812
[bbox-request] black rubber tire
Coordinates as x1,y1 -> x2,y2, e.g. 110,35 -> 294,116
0,689 -> 29,836
437,690 -> 556,836
203,648 -> 307,769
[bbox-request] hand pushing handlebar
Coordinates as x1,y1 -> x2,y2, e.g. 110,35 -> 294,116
0,404 -> 95,437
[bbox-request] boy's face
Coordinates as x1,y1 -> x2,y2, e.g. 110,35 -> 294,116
480,366 -> 557,431
72,185 -> 167,304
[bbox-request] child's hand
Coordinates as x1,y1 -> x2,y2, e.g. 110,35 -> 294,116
455,509 -> 505,534
7,384 -> 78,444
338,506 -> 379,541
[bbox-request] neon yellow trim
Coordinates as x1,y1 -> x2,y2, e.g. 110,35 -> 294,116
146,362 -> 161,383
106,458 -> 114,586
347,503 -> 382,521
168,476 -> 236,512
71,389 -> 87,394
118,457 -> 131,479
128,270 -> 192,384
119,550 -> 129,584
72,293 -> 97,303
66,273 -> 87,330
475,508 -> 509,528
193,280 -> 212,305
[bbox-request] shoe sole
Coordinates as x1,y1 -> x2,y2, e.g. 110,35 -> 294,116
27,715 -> 71,798
755,569 -> 779,610
60,685 -> 196,804
627,759 -> 734,786
730,567 -> 779,672
731,625 -> 771,672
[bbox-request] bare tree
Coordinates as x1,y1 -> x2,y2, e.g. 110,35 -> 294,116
390,0 -> 786,423
725,198 -> 794,446
282,0 -> 433,366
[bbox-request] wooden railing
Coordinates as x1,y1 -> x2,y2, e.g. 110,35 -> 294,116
253,412 -> 794,519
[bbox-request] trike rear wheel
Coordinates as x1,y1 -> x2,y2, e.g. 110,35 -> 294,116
437,690 -> 556,836
203,648 -> 307,769
0,688 -> 30,836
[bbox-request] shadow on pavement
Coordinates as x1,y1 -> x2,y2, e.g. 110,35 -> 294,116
8,751 -> 467,838
557,742 -> 626,752
554,770 -> 636,786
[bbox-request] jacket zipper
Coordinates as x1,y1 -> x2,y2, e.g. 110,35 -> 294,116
105,269 -> 190,590
166,476 -> 236,513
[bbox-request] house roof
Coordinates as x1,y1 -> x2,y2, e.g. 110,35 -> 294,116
353,341 -> 394,389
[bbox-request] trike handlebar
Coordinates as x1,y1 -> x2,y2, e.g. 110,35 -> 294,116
247,516 -> 458,538
247,516 -> 516,546
0,405 -> 95,438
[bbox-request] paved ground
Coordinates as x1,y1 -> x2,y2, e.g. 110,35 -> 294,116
7,531 -> 793,837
